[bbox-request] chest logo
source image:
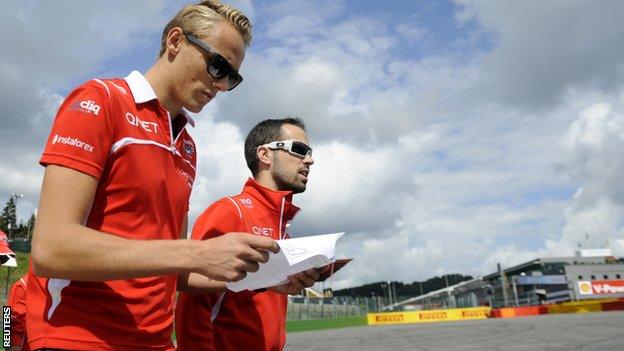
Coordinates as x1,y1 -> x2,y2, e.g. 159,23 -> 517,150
252,227 -> 274,237
239,198 -> 253,207
125,112 -> 159,134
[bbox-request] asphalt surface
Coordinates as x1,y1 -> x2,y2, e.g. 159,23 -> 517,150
285,311 -> 624,351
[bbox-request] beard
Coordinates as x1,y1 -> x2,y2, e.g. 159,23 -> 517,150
273,163 -> 307,194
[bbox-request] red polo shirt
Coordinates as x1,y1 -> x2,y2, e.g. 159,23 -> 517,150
26,71 -> 197,351
175,178 -> 300,351
8,275 -> 29,351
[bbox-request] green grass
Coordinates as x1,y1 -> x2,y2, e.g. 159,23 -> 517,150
286,316 -> 368,333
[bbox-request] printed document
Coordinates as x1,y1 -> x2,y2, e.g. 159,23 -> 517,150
226,232 -> 345,292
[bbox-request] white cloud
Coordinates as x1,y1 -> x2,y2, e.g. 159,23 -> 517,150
0,1 -> 168,214
292,141 -> 417,236
457,0 -> 624,109
553,98 -> 624,257
4,1 -> 624,290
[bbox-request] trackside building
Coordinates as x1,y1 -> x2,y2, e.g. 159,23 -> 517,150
386,249 -> 624,311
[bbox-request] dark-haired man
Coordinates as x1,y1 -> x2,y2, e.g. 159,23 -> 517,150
176,118 -> 321,351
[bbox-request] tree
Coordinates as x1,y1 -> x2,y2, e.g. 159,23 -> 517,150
333,274 -> 474,298
14,214 -> 35,239
0,197 -> 17,239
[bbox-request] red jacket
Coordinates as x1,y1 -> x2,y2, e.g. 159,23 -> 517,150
175,178 -> 299,351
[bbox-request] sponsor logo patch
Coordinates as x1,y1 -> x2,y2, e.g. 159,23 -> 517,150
239,198 -> 253,207
70,100 -> 101,116
52,134 -> 95,152
179,169 -> 194,189
183,139 -> 194,156
252,226 -> 274,237
125,112 -> 159,134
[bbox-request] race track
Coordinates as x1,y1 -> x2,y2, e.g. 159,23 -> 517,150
285,311 -> 624,351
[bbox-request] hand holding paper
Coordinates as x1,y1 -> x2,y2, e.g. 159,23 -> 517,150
226,232 -> 344,292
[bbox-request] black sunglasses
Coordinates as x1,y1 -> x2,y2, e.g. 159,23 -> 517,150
184,32 -> 243,91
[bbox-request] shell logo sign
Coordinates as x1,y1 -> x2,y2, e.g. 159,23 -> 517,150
578,280 -> 624,295
578,281 -> 593,295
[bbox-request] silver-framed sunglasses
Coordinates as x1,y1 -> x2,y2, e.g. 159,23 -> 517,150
261,140 -> 313,158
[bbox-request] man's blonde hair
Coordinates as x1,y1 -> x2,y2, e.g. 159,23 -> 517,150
159,0 -> 252,57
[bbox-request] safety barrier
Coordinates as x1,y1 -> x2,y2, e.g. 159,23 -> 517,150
546,299 -> 604,314
490,305 -> 547,318
490,298 -> 624,318
601,298 -> 624,311
367,307 -> 490,326
367,298 -> 624,326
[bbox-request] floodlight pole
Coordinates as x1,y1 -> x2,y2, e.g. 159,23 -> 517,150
498,263 -> 510,307
512,276 -> 519,306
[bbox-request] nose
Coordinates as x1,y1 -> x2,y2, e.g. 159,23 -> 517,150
303,153 -> 314,166
213,76 -> 228,92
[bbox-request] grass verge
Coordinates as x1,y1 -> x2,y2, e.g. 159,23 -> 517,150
286,316 -> 368,333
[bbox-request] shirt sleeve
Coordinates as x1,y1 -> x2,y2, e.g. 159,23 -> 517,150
40,80 -> 114,179
191,198 -> 244,241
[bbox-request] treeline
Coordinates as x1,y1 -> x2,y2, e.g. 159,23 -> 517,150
0,196 -> 35,240
332,274 -> 473,297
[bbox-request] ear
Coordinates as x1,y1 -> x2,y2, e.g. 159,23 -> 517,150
165,27 -> 184,58
256,146 -> 273,168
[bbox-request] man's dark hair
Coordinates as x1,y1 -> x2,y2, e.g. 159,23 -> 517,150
244,117 -> 306,176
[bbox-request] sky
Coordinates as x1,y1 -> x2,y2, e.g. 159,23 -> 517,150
2,0 -> 624,290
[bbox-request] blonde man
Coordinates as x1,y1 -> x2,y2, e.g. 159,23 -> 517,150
26,2 -> 277,350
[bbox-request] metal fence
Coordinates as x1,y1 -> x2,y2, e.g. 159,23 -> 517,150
287,296 -> 369,320
286,296 -> 414,320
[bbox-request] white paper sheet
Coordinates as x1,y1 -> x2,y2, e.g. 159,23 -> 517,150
226,232 -> 344,292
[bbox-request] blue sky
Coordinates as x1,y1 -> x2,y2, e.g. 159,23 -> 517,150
2,0 -> 624,288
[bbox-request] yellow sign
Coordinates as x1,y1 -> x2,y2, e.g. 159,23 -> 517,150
368,307 -> 491,325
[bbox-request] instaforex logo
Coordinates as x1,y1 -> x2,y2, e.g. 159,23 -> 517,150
52,134 -> 95,152
70,100 -> 101,116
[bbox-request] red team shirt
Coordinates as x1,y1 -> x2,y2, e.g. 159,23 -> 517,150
175,178 -> 300,351
8,275 -> 29,351
26,71 -> 197,351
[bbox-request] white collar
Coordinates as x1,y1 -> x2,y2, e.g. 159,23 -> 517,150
124,70 -> 156,103
124,71 -> 196,128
